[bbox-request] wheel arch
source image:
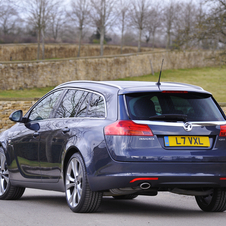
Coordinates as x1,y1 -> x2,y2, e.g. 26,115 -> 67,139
63,146 -> 81,184
0,141 -> 6,153
0,142 -> 7,161
0,144 -> 4,154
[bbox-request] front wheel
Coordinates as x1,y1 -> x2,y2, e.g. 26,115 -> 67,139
0,152 -> 25,200
65,153 -> 102,213
195,188 -> 226,212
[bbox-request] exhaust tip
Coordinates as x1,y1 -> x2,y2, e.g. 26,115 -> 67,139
140,182 -> 151,190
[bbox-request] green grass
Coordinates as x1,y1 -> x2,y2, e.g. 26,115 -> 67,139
0,67 -> 225,102
0,86 -> 55,99
117,67 -> 226,103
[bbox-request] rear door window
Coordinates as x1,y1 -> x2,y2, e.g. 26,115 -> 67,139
77,93 -> 92,117
55,89 -> 88,118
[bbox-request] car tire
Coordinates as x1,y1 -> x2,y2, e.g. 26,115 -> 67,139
65,153 -> 102,213
195,188 -> 226,212
113,194 -> 138,200
0,152 -> 25,200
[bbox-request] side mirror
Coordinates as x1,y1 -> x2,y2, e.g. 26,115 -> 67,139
9,110 -> 23,122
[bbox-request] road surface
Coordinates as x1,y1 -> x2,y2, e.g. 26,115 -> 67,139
0,188 -> 225,226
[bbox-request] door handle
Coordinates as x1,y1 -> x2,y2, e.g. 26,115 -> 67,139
62,127 -> 70,133
33,131 -> 40,138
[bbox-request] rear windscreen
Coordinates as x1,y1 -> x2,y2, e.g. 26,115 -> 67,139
125,92 -> 225,121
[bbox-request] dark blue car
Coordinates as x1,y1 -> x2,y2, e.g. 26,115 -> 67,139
1,81 -> 226,213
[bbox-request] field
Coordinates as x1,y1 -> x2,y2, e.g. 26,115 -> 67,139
118,67 -> 226,103
0,87 -> 55,100
0,67 -> 225,102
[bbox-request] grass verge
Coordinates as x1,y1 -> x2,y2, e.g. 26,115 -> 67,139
0,87 -> 55,100
0,67 -> 225,102
118,67 -> 226,103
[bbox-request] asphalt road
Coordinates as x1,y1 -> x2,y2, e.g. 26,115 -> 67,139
0,188 -> 225,226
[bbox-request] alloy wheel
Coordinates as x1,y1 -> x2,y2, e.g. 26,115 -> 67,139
0,153 -> 9,196
65,157 -> 83,208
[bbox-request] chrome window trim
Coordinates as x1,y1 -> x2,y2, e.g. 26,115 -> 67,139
53,116 -> 106,120
123,94 -> 130,118
56,80 -> 122,90
133,120 -> 226,127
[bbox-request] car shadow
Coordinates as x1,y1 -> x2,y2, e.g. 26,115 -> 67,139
99,197 -> 199,215
18,192 -> 225,217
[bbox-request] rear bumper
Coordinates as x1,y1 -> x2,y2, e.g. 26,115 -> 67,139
88,161 -> 226,191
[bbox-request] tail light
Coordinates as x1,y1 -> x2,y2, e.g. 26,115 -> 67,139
104,120 -> 153,136
220,125 -> 226,137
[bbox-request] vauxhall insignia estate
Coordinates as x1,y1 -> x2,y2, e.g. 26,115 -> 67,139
1,81 -> 226,213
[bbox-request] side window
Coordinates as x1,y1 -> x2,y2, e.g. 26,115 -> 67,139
87,93 -> 105,118
29,90 -> 63,121
77,93 -> 92,117
55,89 -> 88,118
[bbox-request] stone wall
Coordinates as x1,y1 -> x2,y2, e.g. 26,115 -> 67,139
0,50 -> 216,90
0,100 -> 225,133
0,99 -> 36,132
0,44 -> 152,62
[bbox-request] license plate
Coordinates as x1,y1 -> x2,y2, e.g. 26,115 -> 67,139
164,136 -> 210,147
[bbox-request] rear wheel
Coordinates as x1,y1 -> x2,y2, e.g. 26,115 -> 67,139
195,188 -> 226,212
0,152 -> 25,200
65,153 -> 102,213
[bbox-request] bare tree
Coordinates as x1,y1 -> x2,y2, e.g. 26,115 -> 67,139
129,0 -> 151,52
199,0 -> 226,60
206,0 -> 226,48
23,0 -> 60,60
145,2 -> 162,50
90,0 -> 117,56
195,0 -> 207,49
0,0 -> 19,35
175,0 -> 221,51
68,0 -> 90,57
116,0 -> 129,54
179,1 -> 197,49
169,0 -> 210,51
48,6 -> 65,42
163,0 -> 178,49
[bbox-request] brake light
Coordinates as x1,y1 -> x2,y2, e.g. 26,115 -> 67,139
104,120 -> 153,136
162,91 -> 188,93
220,125 -> 226,137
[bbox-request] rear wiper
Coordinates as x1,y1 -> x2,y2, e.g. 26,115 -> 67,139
149,114 -> 188,122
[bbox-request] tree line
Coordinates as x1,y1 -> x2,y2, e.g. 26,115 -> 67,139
0,0 -> 225,60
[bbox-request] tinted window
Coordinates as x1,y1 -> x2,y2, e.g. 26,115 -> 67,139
55,89 -> 88,118
126,92 -> 225,121
29,90 -> 63,121
151,95 -> 162,115
87,93 -> 105,118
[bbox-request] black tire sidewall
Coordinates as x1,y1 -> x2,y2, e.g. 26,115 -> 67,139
195,188 -> 226,212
